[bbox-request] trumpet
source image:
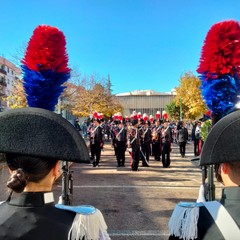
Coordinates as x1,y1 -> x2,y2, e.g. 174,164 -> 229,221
152,131 -> 158,141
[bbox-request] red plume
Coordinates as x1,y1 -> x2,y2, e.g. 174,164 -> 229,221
143,113 -> 148,121
149,115 -> 154,123
197,20 -> 240,79
117,112 -> 122,120
162,110 -> 168,120
98,113 -> 103,119
137,112 -> 142,119
156,111 -> 161,119
93,111 -> 98,118
131,111 -> 137,119
22,25 -> 70,73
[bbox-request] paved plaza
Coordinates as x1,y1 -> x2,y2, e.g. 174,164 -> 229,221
0,141 -> 222,240
55,141 -> 221,240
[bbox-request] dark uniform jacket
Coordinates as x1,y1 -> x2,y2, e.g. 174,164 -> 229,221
162,126 -> 172,143
151,125 -> 162,141
114,126 -> 127,143
0,192 -> 76,240
128,127 -> 141,148
177,127 -> 188,143
169,187 -> 240,240
90,125 -> 104,145
141,127 -> 152,143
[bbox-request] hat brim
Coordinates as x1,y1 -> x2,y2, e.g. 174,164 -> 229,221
200,110 -> 240,166
191,157 -> 200,165
0,108 -> 89,163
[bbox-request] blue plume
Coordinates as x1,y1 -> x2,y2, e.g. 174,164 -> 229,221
200,74 -> 240,117
22,65 -> 70,111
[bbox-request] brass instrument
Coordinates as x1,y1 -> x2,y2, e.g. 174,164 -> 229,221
152,125 -> 161,141
152,130 -> 158,141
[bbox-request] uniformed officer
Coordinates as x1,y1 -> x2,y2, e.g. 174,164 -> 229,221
141,120 -> 152,166
161,120 -> 172,168
169,19 -> 240,240
152,119 -> 162,161
128,119 -> 141,171
176,121 -> 188,158
0,108 -> 110,240
0,24 -> 110,240
114,120 -> 127,167
168,110 -> 240,239
111,120 -> 118,157
89,117 -> 105,167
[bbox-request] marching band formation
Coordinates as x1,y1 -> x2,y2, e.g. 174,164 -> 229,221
86,110 -> 174,171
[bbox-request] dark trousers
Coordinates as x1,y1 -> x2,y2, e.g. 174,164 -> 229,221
162,141 -> 170,167
131,144 -> 140,171
152,140 -> 161,161
194,139 -> 199,156
112,139 -> 117,156
179,141 -> 187,156
141,142 -> 151,165
90,143 -> 101,166
116,141 -> 126,166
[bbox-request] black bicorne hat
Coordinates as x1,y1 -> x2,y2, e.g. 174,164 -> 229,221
113,120 -> 121,125
131,119 -> 138,126
155,118 -> 163,124
200,110 -> 240,166
0,108 -> 89,163
93,118 -> 101,123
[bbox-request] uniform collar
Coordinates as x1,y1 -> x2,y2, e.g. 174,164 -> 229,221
221,187 -> 240,201
8,192 -> 55,207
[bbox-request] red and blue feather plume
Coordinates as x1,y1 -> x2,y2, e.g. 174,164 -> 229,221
197,20 -> 240,122
21,25 -> 70,111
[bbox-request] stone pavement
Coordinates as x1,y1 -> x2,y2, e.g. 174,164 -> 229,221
53,141 -> 222,240
0,140 -> 222,240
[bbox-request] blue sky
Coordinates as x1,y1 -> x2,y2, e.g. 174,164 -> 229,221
1,0 -> 240,94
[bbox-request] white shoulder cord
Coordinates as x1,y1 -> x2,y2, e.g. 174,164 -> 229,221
91,126 -> 99,137
164,126 -> 169,133
203,201 -> 240,240
116,127 -> 124,139
142,128 -> 148,139
130,128 -> 138,144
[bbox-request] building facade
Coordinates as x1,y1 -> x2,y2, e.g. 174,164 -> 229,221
0,57 -> 21,111
115,90 -> 176,118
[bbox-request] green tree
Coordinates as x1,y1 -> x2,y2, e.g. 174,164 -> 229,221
166,101 -> 180,120
201,119 -> 212,142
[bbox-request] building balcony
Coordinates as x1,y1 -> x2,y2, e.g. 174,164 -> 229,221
0,68 -> 7,75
